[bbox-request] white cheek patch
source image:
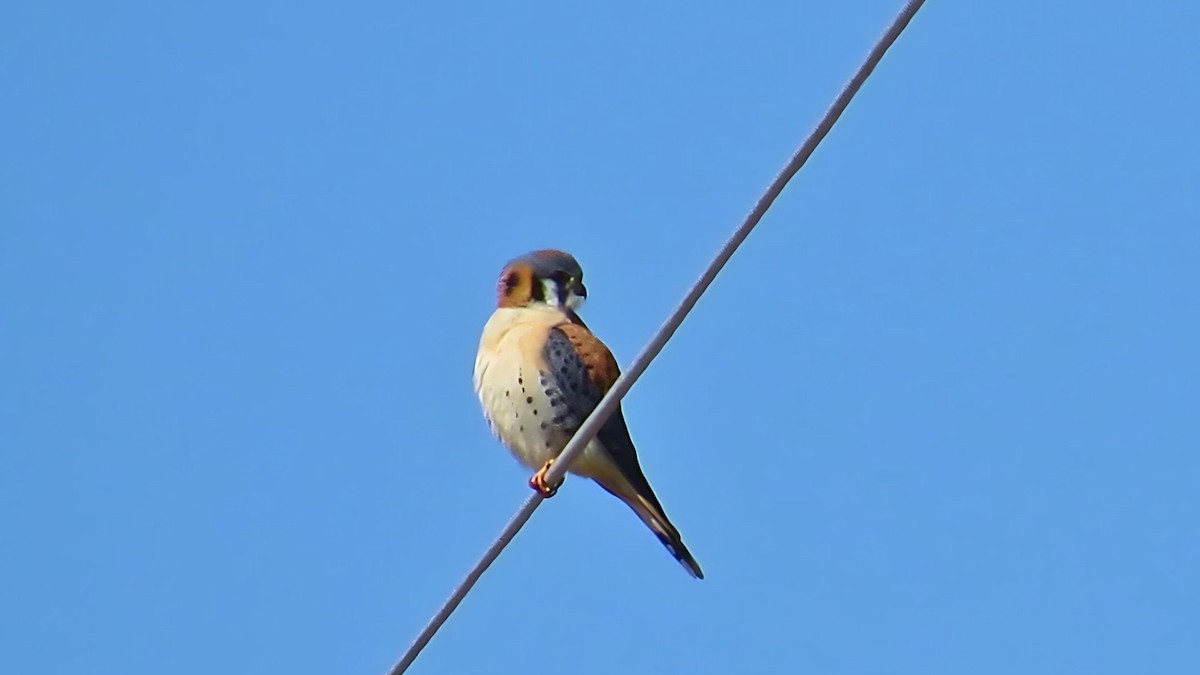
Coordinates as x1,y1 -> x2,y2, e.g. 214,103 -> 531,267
565,290 -> 585,310
541,279 -> 562,307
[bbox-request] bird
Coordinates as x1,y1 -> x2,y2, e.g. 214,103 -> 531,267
473,249 -> 704,579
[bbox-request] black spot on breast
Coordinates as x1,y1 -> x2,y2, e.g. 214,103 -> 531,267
519,425 -> 524,432
518,377 -> 524,385
532,409 -> 538,416
559,366 -> 569,375
526,396 -> 533,404
540,421 -> 548,430
505,390 -> 510,397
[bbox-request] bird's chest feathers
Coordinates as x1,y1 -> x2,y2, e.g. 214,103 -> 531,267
474,309 -> 574,468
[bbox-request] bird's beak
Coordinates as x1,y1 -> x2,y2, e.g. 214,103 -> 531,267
565,281 -> 587,310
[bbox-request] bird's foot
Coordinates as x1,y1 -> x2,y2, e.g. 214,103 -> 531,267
529,460 -> 562,498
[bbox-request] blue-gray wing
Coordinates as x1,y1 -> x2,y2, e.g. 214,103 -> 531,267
541,326 -> 665,511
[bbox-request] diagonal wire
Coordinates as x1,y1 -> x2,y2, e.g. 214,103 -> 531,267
388,1 -> 926,672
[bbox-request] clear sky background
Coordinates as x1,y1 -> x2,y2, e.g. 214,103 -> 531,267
2,1 -> 1197,673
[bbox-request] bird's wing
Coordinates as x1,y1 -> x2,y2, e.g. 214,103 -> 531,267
543,321 -> 704,578
542,323 -> 649,488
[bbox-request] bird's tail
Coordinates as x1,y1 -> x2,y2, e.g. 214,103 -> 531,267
601,482 -> 704,579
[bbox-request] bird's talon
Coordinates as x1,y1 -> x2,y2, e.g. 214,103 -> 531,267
529,461 -> 562,498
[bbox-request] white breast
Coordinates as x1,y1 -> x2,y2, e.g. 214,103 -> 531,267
473,307 -> 566,470
474,306 -> 619,482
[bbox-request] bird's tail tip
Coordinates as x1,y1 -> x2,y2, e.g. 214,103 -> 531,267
607,482 -> 706,579
655,531 -> 704,580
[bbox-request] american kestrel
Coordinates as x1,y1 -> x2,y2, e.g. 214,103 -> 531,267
473,249 -> 704,579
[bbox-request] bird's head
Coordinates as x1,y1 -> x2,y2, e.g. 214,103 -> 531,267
495,249 -> 587,311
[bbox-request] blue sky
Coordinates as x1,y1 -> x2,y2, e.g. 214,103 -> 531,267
3,1 -> 1198,673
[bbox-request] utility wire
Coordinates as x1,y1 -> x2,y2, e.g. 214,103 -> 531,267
388,1 -> 926,672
